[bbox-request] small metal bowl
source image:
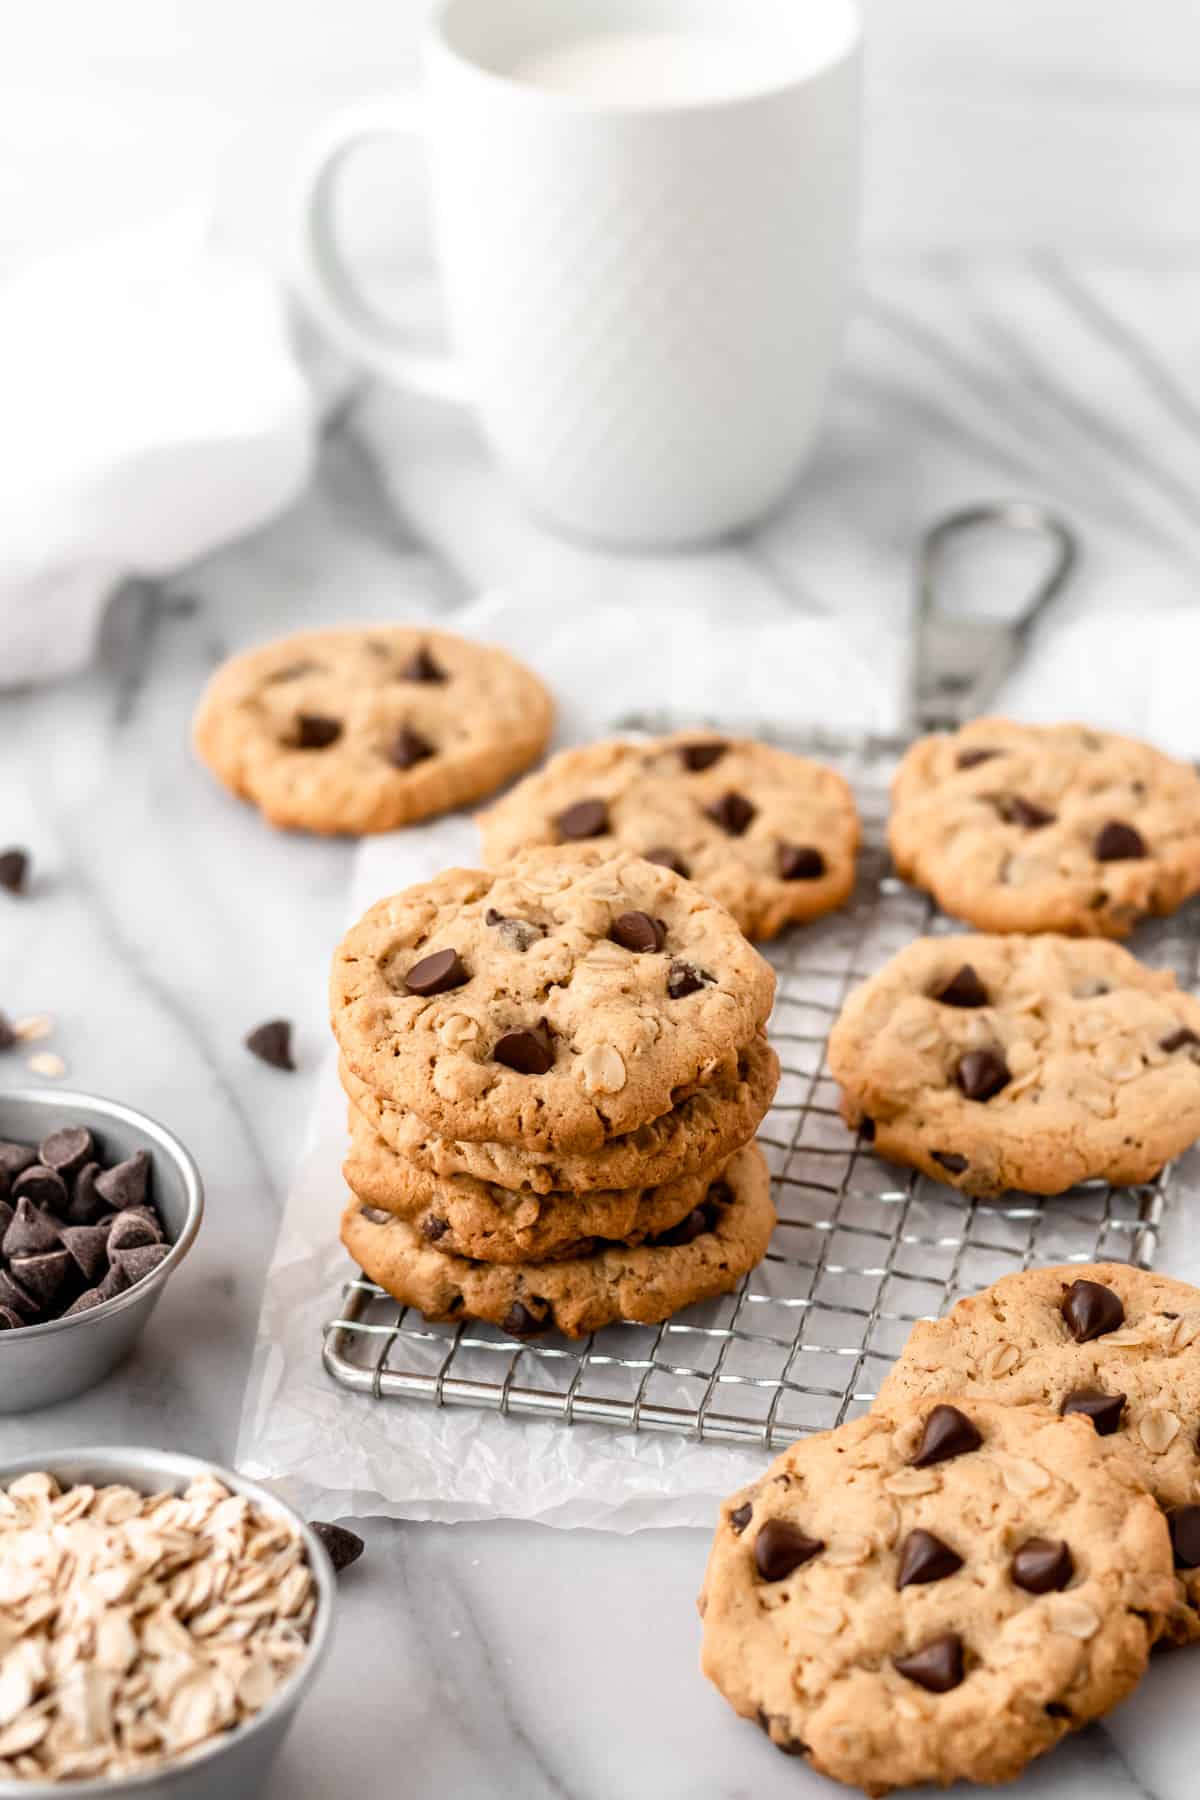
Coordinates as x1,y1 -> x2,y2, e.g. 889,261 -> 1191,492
0,1090 -> 204,1413
0,1446 -> 335,1798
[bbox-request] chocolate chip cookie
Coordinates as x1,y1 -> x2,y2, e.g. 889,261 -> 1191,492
827,933 -> 1200,1195
889,719 -> 1200,937
699,1395 -> 1173,1794
343,1111 -> 729,1263
478,734 -> 859,941
340,1033 -> 779,1195
330,848 -> 777,1151
876,1262 -> 1200,1644
193,626 -> 554,835
341,1141 -> 774,1337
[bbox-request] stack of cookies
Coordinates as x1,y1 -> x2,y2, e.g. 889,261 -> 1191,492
330,846 -> 781,1338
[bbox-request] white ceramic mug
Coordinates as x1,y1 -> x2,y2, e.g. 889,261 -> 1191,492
294,0 -> 861,548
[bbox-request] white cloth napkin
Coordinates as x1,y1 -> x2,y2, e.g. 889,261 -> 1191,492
0,216 -> 313,687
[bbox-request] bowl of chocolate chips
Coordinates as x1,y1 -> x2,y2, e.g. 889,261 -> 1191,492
0,1091 -> 203,1411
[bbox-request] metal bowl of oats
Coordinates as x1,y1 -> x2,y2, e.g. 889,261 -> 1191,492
0,1091 -> 204,1413
0,1448 -> 335,1793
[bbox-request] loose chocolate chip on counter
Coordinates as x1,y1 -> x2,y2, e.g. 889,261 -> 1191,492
66,1163 -> 106,1225
11,1165 -> 69,1216
0,849 -> 29,895
1095,820 -> 1147,862
934,964 -> 989,1009
706,792 -> 757,837
994,795 -> 1056,829
485,909 -> 543,953
60,1223 -> 112,1284
1060,1388 -> 1126,1435
1168,1506 -> 1200,1569
493,1022 -> 555,1075
897,1529 -> 964,1589
667,961 -> 713,1000
311,1521 -> 366,1573
893,1635 -> 965,1694
956,747 -> 1001,770
114,1244 -> 170,1283
405,949 -> 469,997
1161,1028 -> 1200,1054
753,1519 -> 824,1582
3,1197 -> 61,1258
912,1404 -> 982,1468
502,1299 -> 549,1338
245,1020 -> 295,1071
388,727 -> 435,770
1011,1538 -> 1074,1594
422,1216 -> 449,1243
778,844 -> 826,881
610,911 -> 666,954
556,798 -> 610,841
95,1151 -> 149,1211
11,1250 -> 71,1309
293,714 -> 342,750
955,1049 -> 1011,1103
107,1211 -> 160,1255
932,1151 -> 969,1176
679,741 -> 728,772
37,1126 -> 93,1178
644,847 -> 690,878
730,1502 -> 753,1535
1061,1278 -> 1125,1343
400,646 -> 447,684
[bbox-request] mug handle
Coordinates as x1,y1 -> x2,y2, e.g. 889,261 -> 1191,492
292,96 -> 470,405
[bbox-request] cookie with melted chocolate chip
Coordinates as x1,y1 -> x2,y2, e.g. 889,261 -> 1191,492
192,625 -> 553,834
889,718 -> 1200,937
699,1394 -> 1172,1792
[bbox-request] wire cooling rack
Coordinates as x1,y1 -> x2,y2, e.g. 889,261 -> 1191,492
322,725 -> 1200,1449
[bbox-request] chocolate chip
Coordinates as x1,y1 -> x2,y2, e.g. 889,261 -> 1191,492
897,1529 -> 963,1589
311,1521 -> 366,1573
422,1216 -> 449,1243
610,911 -> 665,954
730,1502 -> 753,1535
400,645 -> 447,684
66,1163 -> 106,1225
94,1152 -> 149,1211
246,1019 -> 295,1071
706,792 -> 756,837
859,1117 -> 876,1143
1095,820 -> 1147,861
956,747 -> 1001,770
955,1049 -> 1010,1102
1161,1028 -> 1200,1054
912,1404 -> 982,1467
1061,1278 -> 1124,1343
11,1165 -> 69,1215
650,1206 -> 714,1248
359,1207 -> 392,1225
493,1022 -> 555,1075
502,1299 -> 548,1338
59,1223 -> 111,1284
679,741 -> 727,772
0,1015 -> 14,1051
644,847 -> 690,878
96,1260 -> 131,1302
485,910 -> 543,953
778,844 -> 826,881
893,1635 -> 965,1693
11,1249 -> 70,1308
0,1269 -> 36,1318
932,1151 -> 968,1175
107,1211 -> 160,1255
388,726 -> 435,769
293,714 -> 342,750
3,1197 -> 61,1258
1060,1388 -> 1125,1436
37,1127 -> 93,1178
0,1308 -> 22,1330
0,1202 -> 12,1241
1168,1506 -> 1200,1569
556,798 -> 609,841
934,964 -> 989,1009
0,1142 -> 36,1184
405,949 -> 469,997
667,961 -> 712,1000
61,1288 -> 105,1318
114,1243 -> 170,1283
994,795 -> 1056,828
1011,1537 -> 1074,1594
0,850 -> 29,895
753,1520 -> 824,1582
